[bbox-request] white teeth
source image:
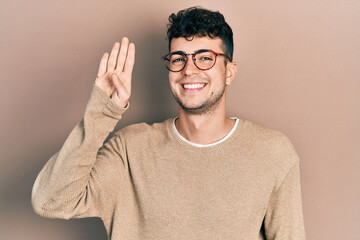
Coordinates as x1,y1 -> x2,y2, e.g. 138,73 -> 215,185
183,83 -> 205,89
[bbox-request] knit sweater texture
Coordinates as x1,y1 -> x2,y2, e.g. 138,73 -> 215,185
32,85 -> 306,240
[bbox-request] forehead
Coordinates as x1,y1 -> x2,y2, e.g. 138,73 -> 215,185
170,36 -> 224,53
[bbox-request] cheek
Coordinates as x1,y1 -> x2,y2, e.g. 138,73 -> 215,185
169,72 -> 181,85
210,64 -> 227,78
168,73 -> 178,90
210,70 -> 226,85
169,71 -> 176,81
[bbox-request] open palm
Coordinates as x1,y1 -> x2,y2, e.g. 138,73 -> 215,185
95,37 -> 135,108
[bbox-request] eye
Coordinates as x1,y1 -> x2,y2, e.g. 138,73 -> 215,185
199,56 -> 213,61
197,55 -> 214,62
196,52 -> 215,62
170,55 -> 186,65
172,57 -> 185,63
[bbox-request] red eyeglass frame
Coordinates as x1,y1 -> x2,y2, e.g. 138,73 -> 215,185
161,49 -> 232,72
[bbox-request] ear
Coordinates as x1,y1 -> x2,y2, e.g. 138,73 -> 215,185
225,61 -> 237,86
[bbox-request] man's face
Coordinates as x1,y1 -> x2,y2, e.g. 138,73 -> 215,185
168,36 -> 235,115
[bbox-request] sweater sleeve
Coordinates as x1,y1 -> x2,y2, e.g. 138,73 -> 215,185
31,84 -> 128,220
263,139 -> 306,239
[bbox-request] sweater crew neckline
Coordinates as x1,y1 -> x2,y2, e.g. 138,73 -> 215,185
168,117 -> 245,152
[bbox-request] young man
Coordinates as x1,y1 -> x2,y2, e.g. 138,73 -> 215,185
32,7 -> 306,240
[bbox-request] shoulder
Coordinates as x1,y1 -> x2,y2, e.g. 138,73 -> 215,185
113,118 -> 172,142
239,119 -> 301,188
110,119 -> 173,154
241,119 -> 286,140
240,119 -> 300,165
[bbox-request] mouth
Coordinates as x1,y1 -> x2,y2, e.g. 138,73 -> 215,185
182,83 -> 207,91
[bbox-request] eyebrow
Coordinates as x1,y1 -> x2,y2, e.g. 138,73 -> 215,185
170,49 -> 211,54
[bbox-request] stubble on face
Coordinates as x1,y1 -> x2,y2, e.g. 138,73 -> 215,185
171,77 -> 227,116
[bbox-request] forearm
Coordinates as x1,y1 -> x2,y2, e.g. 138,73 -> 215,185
31,85 -> 127,219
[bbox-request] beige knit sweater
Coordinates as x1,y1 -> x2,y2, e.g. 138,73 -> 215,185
32,85 -> 306,240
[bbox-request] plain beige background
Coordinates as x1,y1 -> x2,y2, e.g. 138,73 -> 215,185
1,0 -> 359,239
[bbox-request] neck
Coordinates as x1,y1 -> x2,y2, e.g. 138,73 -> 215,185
175,98 -> 235,145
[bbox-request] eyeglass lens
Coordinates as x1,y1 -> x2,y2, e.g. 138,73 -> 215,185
165,51 -> 216,72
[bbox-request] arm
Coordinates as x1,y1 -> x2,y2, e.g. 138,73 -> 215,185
263,139 -> 306,239
31,38 -> 135,220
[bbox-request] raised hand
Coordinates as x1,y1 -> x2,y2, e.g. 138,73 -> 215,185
95,37 -> 135,108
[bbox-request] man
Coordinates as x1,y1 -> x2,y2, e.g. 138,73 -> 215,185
32,7 -> 306,240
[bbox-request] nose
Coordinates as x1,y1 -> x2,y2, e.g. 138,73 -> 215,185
183,56 -> 200,76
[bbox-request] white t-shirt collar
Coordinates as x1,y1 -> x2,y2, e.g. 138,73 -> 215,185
172,117 -> 239,148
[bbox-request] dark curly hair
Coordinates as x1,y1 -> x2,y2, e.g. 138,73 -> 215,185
167,6 -> 233,62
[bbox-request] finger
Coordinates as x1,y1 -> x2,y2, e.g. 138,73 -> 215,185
96,52 -> 109,77
116,37 -> 130,72
123,42 -> 135,85
107,42 -> 120,72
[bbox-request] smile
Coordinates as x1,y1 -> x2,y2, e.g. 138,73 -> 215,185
182,83 -> 206,90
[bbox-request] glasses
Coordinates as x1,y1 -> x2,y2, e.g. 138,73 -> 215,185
161,49 -> 231,72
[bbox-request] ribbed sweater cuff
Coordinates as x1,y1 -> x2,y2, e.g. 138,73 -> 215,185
86,84 -> 129,120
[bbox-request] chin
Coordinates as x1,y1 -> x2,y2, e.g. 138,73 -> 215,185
178,98 -> 222,116
172,85 -> 226,116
